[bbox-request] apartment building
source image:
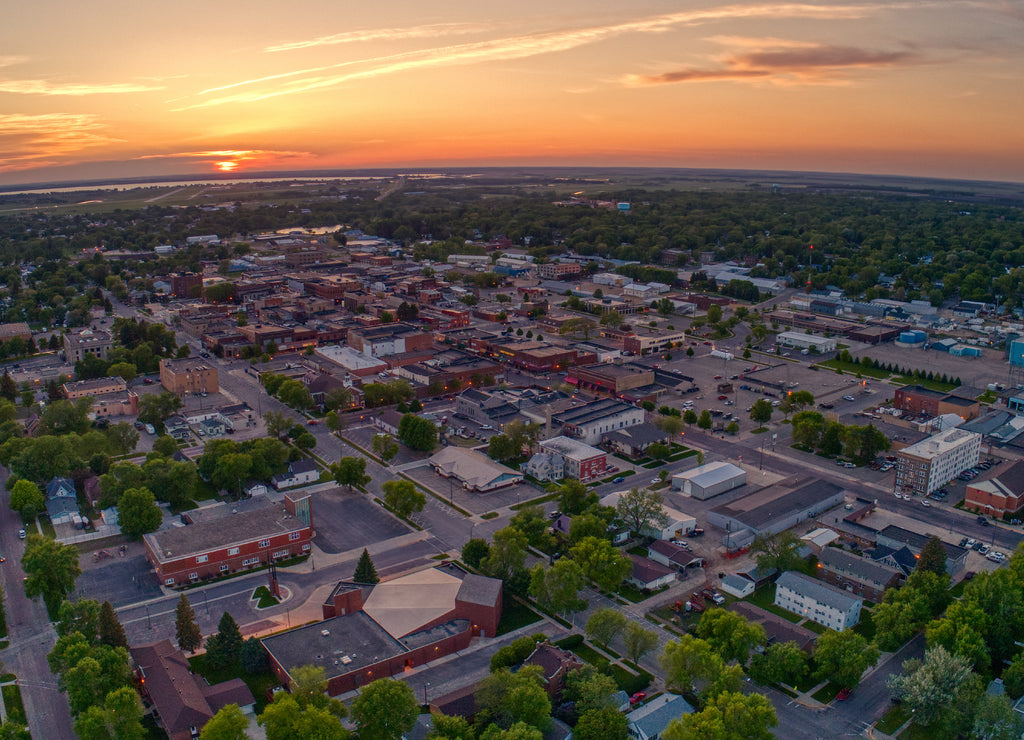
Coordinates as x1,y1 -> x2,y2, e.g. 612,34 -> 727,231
63,329 -> 112,363
774,570 -> 862,631
895,427 -> 981,495
159,357 -> 220,395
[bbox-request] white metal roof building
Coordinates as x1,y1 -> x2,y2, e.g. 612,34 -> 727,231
775,331 -> 838,352
672,461 -> 746,499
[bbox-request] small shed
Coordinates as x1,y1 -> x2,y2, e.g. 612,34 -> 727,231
719,574 -> 755,599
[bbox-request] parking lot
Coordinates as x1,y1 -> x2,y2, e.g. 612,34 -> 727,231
402,463 -> 542,516
309,487 -> 413,554
73,552 -> 164,608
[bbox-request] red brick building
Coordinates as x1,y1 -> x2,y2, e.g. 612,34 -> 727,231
965,460 -> 1024,518
143,493 -> 312,587
262,565 -> 501,696
893,385 -> 981,421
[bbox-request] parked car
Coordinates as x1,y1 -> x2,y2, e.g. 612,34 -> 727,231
18,529 -> 26,539
612,477 -> 625,484
979,544 -> 991,555
842,395 -> 856,402
836,688 -> 852,701
630,692 -> 647,705
687,528 -> 705,537
717,395 -> 728,401
978,516 -> 991,526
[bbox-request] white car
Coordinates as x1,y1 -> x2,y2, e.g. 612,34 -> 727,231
843,395 -> 856,402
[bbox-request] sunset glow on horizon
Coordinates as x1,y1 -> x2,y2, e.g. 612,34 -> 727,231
2,0 -> 1024,185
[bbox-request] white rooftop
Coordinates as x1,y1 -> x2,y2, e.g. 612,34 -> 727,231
315,344 -> 387,371
363,568 -> 463,638
673,461 -> 745,486
900,427 -> 980,459
540,435 -> 604,461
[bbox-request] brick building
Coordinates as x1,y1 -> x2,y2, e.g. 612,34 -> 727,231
965,459 -> 1024,518
346,323 -> 433,358
142,493 -> 312,587
815,547 -> 901,602
262,564 -> 501,696
159,357 -> 219,395
538,262 -> 582,280
539,436 -> 607,481
169,273 -> 202,299
62,376 -> 127,399
894,427 -> 981,496
63,328 -> 112,363
892,385 -> 981,421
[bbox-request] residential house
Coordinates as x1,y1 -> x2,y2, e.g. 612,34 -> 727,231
524,642 -> 584,699
537,436 -> 607,481
965,459 -> 1024,518
647,540 -> 705,571
626,694 -> 694,740
601,422 -> 670,459
271,459 -> 321,490
719,574 -> 754,599
774,570 -> 862,631
816,547 -> 901,602
628,555 -> 677,591
131,639 -> 255,740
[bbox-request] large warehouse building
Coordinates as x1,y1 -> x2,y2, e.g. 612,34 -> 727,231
707,478 -> 845,548
673,461 -> 746,499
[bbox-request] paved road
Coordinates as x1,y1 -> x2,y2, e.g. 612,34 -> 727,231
0,472 -> 74,739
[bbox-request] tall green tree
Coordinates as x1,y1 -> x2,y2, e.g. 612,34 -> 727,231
98,601 -> 127,649
382,479 -> 426,519
622,622 -> 660,664
615,487 -> 669,535
481,527 -> 529,588
528,560 -> 587,617
916,535 -> 948,575
695,609 -> 766,665
116,487 -> 162,539
200,704 -> 250,740
813,630 -> 879,689
661,635 -> 720,694
258,693 -> 348,740
662,691 -> 776,740
175,594 -> 203,653
398,414 -> 437,452
351,678 -> 419,740
372,433 -> 399,463
749,399 -> 773,426
73,686 -> 145,740
569,536 -> 631,592
22,534 -> 81,617
586,608 -> 628,647
354,549 -> 380,584
574,707 -> 629,740
332,456 -> 370,490
8,479 -> 44,519
747,641 -> 808,687
206,612 -> 243,671
887,646 -> 974,727
475,666 -> 552,733
56,599 -> 102,642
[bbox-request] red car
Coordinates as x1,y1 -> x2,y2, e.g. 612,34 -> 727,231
714,375 -> 722,379
717,395 -> 728,400
630,692 -> 647,704
836,688 -> 852,701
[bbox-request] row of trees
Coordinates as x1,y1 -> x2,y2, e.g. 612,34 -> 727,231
790,411 -> 890,461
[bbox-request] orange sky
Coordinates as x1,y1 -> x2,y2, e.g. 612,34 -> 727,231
2,1 -> 1023,185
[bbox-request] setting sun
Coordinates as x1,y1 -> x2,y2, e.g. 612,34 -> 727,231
216,161 -> 239,172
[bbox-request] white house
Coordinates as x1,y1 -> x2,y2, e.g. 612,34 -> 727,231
429,447 -> 524,492
271,459 -> 321,490
644,504 -> 697,541
627,555 -> 677,591
774,570 -> 862,631
719,574 -> 755,599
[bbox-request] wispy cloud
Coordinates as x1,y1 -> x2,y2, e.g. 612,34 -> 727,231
0,56 -> 28,69
0,79 -> 163,96
623,41 -> 919,86
183,3 -> 883,109
133,148 -> 310,160
0,113 -> 121,172
265,22 -> 490,53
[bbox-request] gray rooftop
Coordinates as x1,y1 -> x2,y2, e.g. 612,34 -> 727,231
711,479 -> 844,530
456,573 -> 502,607
818,547 -> 900,585
552,398 -> 635,427
776,570 -> 862,612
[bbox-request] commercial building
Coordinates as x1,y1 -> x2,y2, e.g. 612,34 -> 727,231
894,427 -> 981,496
708,479 -> 846,548
159,357 -> 220,395
538,436 -> 607,481
672,461 -> 746,499
622,330 -> 691,356
429,447 -> 524,492
569,363 -> 655,396
62,376 -> 127,399
0,322 -> 31,343
538,261 -> 582,280
63,328 -> 112,363
775,331 -> 838,353
346,323 -> 433,358
893,385 -> 981,421
774,570 -> 862,631
965,460 -> 1024,518
262,564 -> 501,696
815,548 -> 901,602
552,398 -> 645,445
169,272 -> 203,299
143,493 -> 312,587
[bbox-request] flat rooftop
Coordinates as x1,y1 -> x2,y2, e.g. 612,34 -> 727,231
145,501 -> 305,562
262,611 -> 405,678
711,479 -> 843,530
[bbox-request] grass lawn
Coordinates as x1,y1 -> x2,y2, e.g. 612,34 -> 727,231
816,359 -> 890,379
188,655 -> 280,713
811,681 -> 843,704
193,479 -> 220,501
802,620 -> 826,635
38,516 -> 56,539
854,608 -> 876,642
600,470 -> 636,484
481,511 -> 500,520
607,664 -> 652,695
949,579 -> 969,598
252,585 -> 280,608
642,460 -> 666,469
510,493 -> 559,510
496,600 -> 543,636
747,585 -> 802,623
572,643 -> 609,667
617,583 -> 664,603
875,704 -> 912,735
976,390 -> 997,404
1,683 -> 26,725
794,673 -> 818,693
891,376 -> 957,393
